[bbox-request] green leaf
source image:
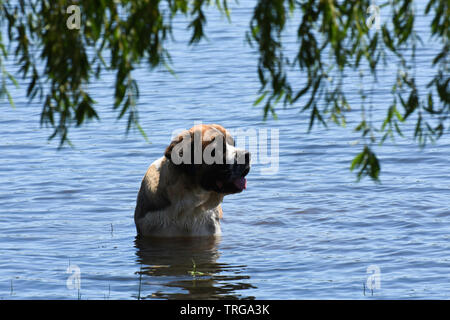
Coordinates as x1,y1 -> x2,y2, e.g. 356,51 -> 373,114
350,150 -> 365,171
135,122 -> 149,143
6,89 -> 15,108
350,146 -> 380,182
253,91 -> 268,106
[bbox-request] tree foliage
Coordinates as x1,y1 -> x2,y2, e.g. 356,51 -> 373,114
0,0 -> 448,181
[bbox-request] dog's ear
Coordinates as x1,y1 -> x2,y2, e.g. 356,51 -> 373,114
164,130 -> 196,175
164,134 -> 184,160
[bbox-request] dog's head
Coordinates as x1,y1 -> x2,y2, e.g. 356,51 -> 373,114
164,124 -> 250,194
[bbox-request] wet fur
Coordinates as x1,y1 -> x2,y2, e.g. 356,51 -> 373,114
135,156 -> 224,237
134,124 -> 244,237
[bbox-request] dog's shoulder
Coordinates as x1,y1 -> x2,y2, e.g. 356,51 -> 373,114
135,157 -> 171,220
142,156 -> 164,192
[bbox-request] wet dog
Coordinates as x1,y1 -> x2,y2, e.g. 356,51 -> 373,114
134,124 -> 250,237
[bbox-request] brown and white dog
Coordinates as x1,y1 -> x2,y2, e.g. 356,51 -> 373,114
134,124 -> 250,237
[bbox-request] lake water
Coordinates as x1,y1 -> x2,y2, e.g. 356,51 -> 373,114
1,1 -> 449,299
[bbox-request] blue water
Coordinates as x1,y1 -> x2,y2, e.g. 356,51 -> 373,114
1,1 -> 449,299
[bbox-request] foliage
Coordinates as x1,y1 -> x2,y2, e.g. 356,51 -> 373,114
248,0 -> 448,181
1,0 -> 229,145
0,0 -> 448,181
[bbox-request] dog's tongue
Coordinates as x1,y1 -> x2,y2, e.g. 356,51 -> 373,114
233,177 -> 247,190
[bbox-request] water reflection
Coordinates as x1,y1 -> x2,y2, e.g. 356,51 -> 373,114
134,236 -> 256,299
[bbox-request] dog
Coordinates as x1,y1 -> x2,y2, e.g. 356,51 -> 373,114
134,124 -> 250,237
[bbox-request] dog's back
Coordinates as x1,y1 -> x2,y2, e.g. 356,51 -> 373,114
134,124 -> 250,237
